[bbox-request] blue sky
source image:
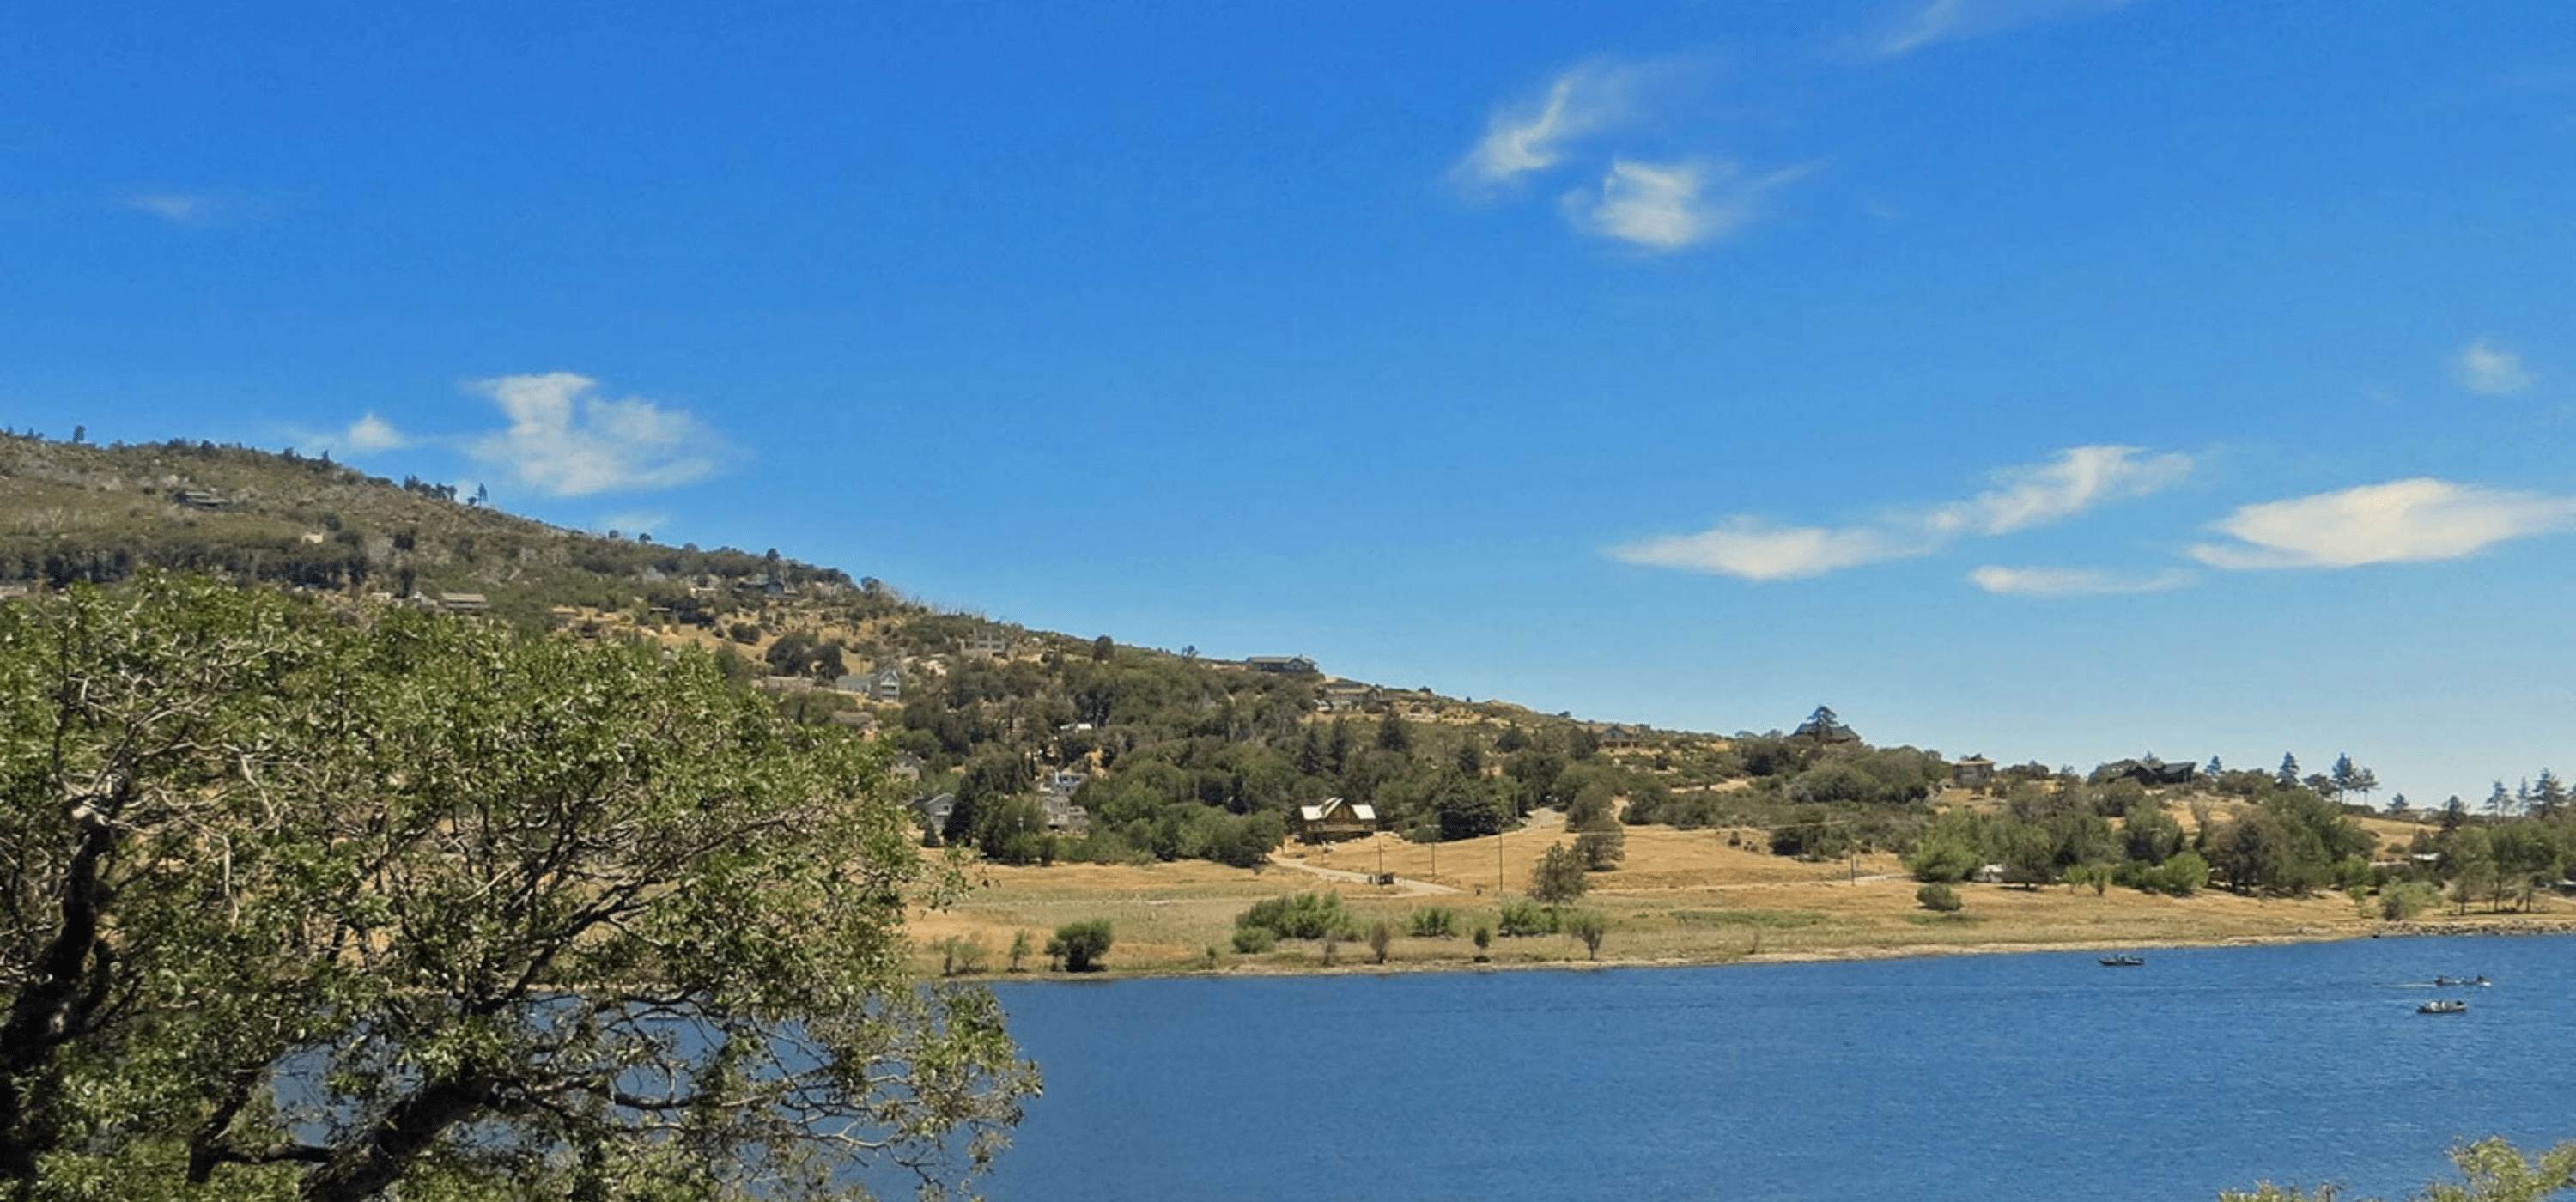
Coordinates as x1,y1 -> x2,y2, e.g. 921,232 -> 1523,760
7,2 -> 2573,807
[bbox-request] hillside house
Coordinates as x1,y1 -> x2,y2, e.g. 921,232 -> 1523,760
173,489 -> 231,511
1595,725 -> 1645,750
1039,793 -> 1091,834
961,630 -> 1011,659
1952,756 -> 1996,789
911,793 -> 957,835
1291,796 -> 1378,843
1317,679 -> 1378,713
1246,655 -> 1318,675
835,667 -> 903,702
2095,756 -> 2197,787
435,592 -> 490,615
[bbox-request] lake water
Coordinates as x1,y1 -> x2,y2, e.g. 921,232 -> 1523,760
981,935 -> 2576,1200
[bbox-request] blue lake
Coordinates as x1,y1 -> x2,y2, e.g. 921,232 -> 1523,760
981,935 -> 2576,1200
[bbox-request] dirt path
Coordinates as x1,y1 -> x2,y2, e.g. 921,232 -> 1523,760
1266,856 -> 1462,897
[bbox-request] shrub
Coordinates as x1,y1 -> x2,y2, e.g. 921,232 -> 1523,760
2379,880 -> 2441,921
1230,926 -> 1278,954
2146,849 -> 2210,896
1528,842 -> 1588,905
1498,898 -> 1560,937
1905,836 -> 1980,883
1047,919 -> 1114,973
1409,907 -> 1459,938
1472,926 -> 1492,959
1562,909 -> 1607,959
1366,920 -> 1394,964
1916,883 -> 1963,913
933,934 -> 989,976
1575,825 -> 1625,871
1236,891 -> 1358,940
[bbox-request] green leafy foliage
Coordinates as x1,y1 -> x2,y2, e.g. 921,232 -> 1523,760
1046,920 -> 1114,973
1528,842 -> 1588,906
1916,883 -> 1964,912
2221,1136 -> 2576,1202
1497,899 -> 1560,937
1235,892 -> 1358,941
1560,910 -> 1608,959
0,574 -> 1035,1200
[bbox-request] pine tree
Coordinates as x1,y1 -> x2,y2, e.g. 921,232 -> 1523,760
2532,769 -> 2568,821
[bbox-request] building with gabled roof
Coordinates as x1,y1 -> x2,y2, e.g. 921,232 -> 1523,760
1291,796 -> 1377,843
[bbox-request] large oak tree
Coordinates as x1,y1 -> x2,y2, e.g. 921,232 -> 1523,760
1,574 -> 1033,1202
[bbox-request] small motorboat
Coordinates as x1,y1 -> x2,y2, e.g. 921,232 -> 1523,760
2417,999 -> 2468,1015
2099,955 -> 2144,968
2433,975 -> 2494,988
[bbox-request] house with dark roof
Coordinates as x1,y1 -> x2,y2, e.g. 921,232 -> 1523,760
1246,655 -> 1318,675
2093,756 -> 2198,787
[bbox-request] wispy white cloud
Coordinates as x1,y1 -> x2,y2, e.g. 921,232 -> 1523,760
1453,58 -> 1670,189
1929,445 -> 2195,536
1614,444 -> 2193,581
1564,158 -> 1814,252
115,191 -> 267,227
465,373 -> 728,497
1856,0 -> 2135,60
1454,57 -> 1807,253
343,413 -> 410,452
119,194 -> 205,223
1613,519 -> 1920,581
2457,337 -> 2536,395
2191,478 -> 2576,570
1968,564 -> 2194,596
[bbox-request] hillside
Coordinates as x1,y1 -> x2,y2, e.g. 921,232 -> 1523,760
16,428 -> 2550,978
0,430 -> 1751,864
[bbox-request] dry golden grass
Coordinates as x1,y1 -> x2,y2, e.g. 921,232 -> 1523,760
908,801 -> 2565,978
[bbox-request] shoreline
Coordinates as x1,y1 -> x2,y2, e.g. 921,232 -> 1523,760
956,914 -> 2576,986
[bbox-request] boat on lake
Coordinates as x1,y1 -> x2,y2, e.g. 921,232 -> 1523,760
2417,999 -> 2468,1015
2099,955 -> 2144,968
2433,975 -> 2492,988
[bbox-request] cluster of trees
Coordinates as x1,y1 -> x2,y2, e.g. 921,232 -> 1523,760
879,638 -> 1714,869
1905,750 -> 2576,914
1906,774 -> 2372,897
0,574 -> 1034,1200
